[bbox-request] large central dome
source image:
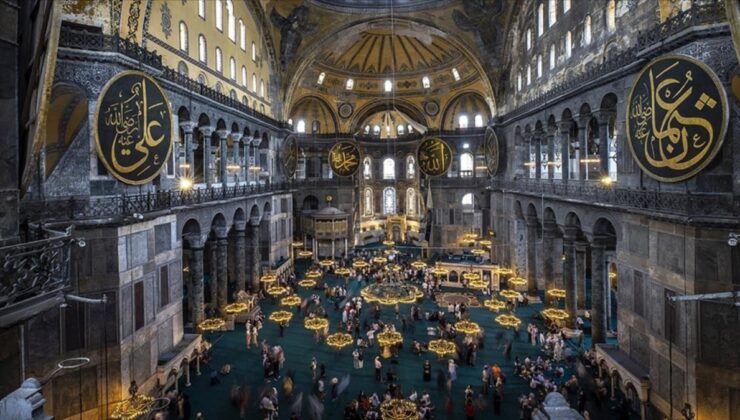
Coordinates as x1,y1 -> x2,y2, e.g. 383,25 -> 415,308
309,0 -> 453,12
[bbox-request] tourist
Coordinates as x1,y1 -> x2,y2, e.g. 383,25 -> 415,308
374,356 -> 382,382
423,360 -> 431,382
310,357 -> 317,380
352,348 -> 361,369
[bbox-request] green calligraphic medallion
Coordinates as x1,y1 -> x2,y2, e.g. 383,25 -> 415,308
329,141 -> 361,177
626,54 -> 728,182
417,137 -> 452,177
483,126 -> 500,176
94,71 -> 173,185
281,135 -> 298,177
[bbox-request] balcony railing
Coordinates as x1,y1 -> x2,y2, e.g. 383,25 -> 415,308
58,26 -> 288,130
495,179 -> 739,219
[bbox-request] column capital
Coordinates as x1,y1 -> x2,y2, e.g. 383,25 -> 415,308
198,125 -> 215,136
557,120 -> 573,133
180,121 -> 198,134
576,114 -> 591,126
233,220 -> 247,232
230,133 -> 243,143
563,226 -> 580,241
542,221 -> 559,237
249,217 -> 261,227
216,129 -> 230,140
525,215 -> 539,227
213,227 -> 229,240
251,137 -> 263,147
591,234 -> 610,247
597,109 -> 616,124
184,233 -> 205,250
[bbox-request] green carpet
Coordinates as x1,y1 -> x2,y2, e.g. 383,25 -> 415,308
180,264 -> 601,419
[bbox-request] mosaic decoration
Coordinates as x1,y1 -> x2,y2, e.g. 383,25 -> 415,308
483,126 -> 500,175
417,137 -> 452,176
281,135 -> 298,177
328,141 -> 361,177
338,103 -> 353,119
94,71 -> 173,185
626,54 -> 728,182
126,0 -> 142,42
160,1 -> 172,39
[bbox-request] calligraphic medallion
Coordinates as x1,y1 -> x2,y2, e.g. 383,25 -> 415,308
483,127 -> 500,176
328,141 -> 361,177
281,135 -> 298,177
626,54 -> 728,182
94,71 -> 173,185
417,137 -> 452,177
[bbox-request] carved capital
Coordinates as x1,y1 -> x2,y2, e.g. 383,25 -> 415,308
198,125 -> 215,137
179,121 -> 198,134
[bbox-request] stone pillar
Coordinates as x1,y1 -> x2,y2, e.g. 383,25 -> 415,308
558,121 -> 572,182
546,129 -> 555,180
597,112 -> 614,175
526,216 -> 538,295
542,221 -> 557,304
215,227 -> 229,310
591,236 -> 608,344
563,227 -> 578,324
575,242 -> 587,309
199,126 -> 214,186
234,222 -> 247,293
231,133 -> 243,184
208,240 -> 218,308
180,121 -> 197,174
524,132 -> 533,178
534,131 -> 542,179
577,119 -> 588,181
217,129 -> 230,185
185,362 -> 191,387
185,234 -> 205,326
249,219 -> 261,291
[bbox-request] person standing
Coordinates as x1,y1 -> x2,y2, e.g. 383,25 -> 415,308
374,356 -> 382,382
352,349 -> 361,369
423,360 -> 431,382
481,366 -> 489,395
245,322 -> 252,349
310,357 -> 317,380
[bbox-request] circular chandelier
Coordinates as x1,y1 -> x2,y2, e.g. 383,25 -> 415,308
494,267 -> 513,276
462,272 -> 480,281
431,267 -> 449,276
462,232 -> 478,241
383,248 -> 399,256
269,310 -> 293,324
111,394 -> 155,420
260,274 -> 277,283
495,314 -> 522,328
298,279 -> 317,288
470,248 -> 487,256
372,256 -> 388,264
376,331 -> 403,347
198,318 -> 225,331
382,240 -> 395,246
386,264 -> 402,272
326,332 -> 353,349
380,399 -> 418,420
352,259 -> 370,269
427,339 -> 457,356
304,317 -> 329,331
305,269 -> 323,279
541,308 -> 569,320
483,299 -> 506,311
500,289 -> 522,300
546,288 -> 567,299
455,320 -> 481,335
410,260 -> 427,269
319,259 -> 335,268
334,267 -> 352,276
223,302 -> 249,314
361,283 -> 423,305
280,295 -> 301,306
508,277 -> 528,287
267,285 -> 289,296
468,279 -> 488,290
297,250 -> 313,258
292,241 -> 304,247
478,240 -> 492,247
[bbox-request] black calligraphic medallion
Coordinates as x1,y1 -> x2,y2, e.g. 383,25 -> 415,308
329,141 -> 361,177
281,135 -> 298,177
94,71 -> 173,185
483,127 -> 500,176
626,54 -> 728,182
417,137 -> 452,177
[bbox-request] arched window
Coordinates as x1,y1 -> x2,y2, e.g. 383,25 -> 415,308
549,44 -> 556,69
584,15 -> 592,45
179,22 -> 188,52
474,114 -> 484,128
229,57 -> 236,80
251,42 -> 257,61
198,73 -> 207,85
177,61 -> 188,76
526,28 -> 532,50
260,80 -> 265,97
451,68 -> 461,81
459,115 -> 469,129
548,0 -> 557,27
460,153 -> 474,177
563,0 -> 571,13
346,78 -> 354,90
252,73 -> 257,92
364,125 -> 370,135
242,95 -> 248,106
461,192 -> 474,206
311,120 -> 320,133
215,0 -> 223,31
383,187 -> 397,215
317,72 -> 325,85
383,158 -> 395,180
363,157 -> 372,179
239,19 -> 246,50
229,89 -> 237,100
406,189 -> 416,216
537,3 -> 544,36
384,80 -> 392,92
226,0 -> 235,41
215,82 -> 223,93
198,35 -> 207,63
606,0 -> 616,31
407,124 -> 414,133
364,188 -> 374,216
296,119 -> 306,133
526,64 -> 532,85
241,66 -> 247,86
406,156 -> 415,179
215,47 -> 223,72
517,73 -> 522,91
565,31 -> 572,58
422,76 -> 430,89
198,0 -> 206,18
373,125 -> 380,135
537,55 -> 543,78
397,124 -> 405,136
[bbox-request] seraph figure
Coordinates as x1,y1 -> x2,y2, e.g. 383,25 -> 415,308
271,3 -> 318,69
452,0 -> 505,53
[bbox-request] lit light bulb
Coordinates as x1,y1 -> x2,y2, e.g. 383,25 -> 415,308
179,177 -> 193,191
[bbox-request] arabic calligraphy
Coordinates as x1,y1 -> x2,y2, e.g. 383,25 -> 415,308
282,135 -> 298,177
329,141 -> 361,177
95,71 -> 173,185
626,55 -> 727,182
417,137 -> 452,176
484,127 -> 499,176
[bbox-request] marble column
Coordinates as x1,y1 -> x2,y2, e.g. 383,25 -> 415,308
526,216 -> 538,295
199,126 -> 214,186
208,240 -> 218,308
591,236 -> 608,344
546,129 -> 556,180
217,129 -> 230,185
186,235 -> 205,326
215,228 -> 229,309
534,131 -> 543,179
563,227 -> 578,325
180,121 -> 197,174
575,242 -> 587,309
597,112 -> 614,175
577,120 -> 588,181
542,222 -> 557,305
234,223 -> 247,293
231,133 -> 243,184
558,121 -> 572,182
249,220 -> 261,291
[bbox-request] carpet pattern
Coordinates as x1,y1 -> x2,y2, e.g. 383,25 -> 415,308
434,292 -> 481,308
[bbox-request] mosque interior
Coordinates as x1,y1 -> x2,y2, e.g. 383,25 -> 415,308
0,0 -> 739,419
